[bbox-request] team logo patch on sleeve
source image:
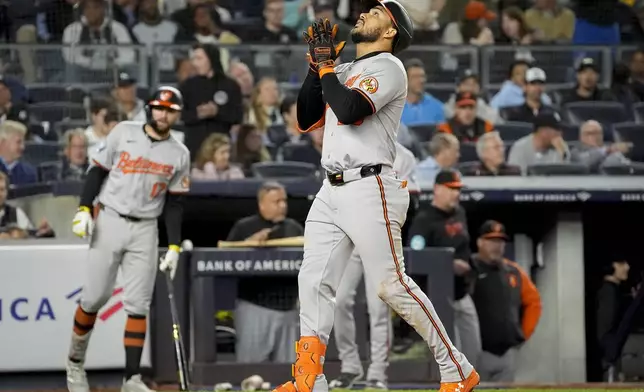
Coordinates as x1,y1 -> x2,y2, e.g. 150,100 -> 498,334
359,77 -> 379,94
181,175 -> 190,189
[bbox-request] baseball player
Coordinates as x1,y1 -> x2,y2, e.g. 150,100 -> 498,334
66,86 -> 190,392
329,142 -> 417,390
273,2 -> 479,392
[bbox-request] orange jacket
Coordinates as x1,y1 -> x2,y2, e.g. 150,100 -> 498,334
471,256 -> 542,355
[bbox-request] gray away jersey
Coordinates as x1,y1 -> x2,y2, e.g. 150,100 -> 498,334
320,53 -> 408,172
92,121 -> 191,218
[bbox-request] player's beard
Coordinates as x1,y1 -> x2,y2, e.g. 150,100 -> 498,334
149,119 -> 172,137
350,26 -> 381,44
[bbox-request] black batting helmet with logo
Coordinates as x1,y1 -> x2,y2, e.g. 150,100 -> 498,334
361,0 -> 414,54
147,86 -> 183,112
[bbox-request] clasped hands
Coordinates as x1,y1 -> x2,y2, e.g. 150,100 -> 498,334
303,18 -> 346,75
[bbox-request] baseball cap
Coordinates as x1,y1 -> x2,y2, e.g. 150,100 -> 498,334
478,220 -> 509,241
434,169 -> 464,189
464,1 -> 496,21
533,111 -> 562,131
458,69 -> 479,84
526,67 -> 546,83
576,57 -> 598,73
117,72 -> 137,87
313,0 -> 335,12
455,92 -> 477,107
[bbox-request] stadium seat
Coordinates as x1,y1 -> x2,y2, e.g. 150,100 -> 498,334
560,122 -> 579,142
460,142 -> 478,162
267,124 -> 290,147
408,124 -> 436,143
613,122 -> 644,162
37,161 -> 62,182
67,87 -> 88,104
495,121 -> 533,141
29,103 -> 87,123
251,161 -> 318,178
27,86 -> 67,103
563,102 -> 629,126
281,142 -> 308,162
633,102 -> 644,123
54,120 -> 90,137
425,87 -> 453,103
265,143 -> 280,161
527,163 -> 590,176
601,162 -> 644,175
23,142 -> 60,166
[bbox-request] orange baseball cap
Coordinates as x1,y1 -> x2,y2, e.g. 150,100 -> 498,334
464,1 -> 496,21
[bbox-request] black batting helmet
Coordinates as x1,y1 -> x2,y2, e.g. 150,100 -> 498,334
147,86 -> 183,112
361,0 -> 414,54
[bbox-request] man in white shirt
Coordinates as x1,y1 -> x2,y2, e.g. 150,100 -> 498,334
132,0 -> 184,72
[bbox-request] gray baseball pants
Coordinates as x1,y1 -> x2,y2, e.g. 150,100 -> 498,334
80,206 -> 159,316
333,251 -> 391,382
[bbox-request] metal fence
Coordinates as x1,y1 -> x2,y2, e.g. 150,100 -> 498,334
0,43 -> 640,94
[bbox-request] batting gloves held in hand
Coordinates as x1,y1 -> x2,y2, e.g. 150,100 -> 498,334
72,206 -> 94,238
303,18 -> 346,75
159,244 -> 181,280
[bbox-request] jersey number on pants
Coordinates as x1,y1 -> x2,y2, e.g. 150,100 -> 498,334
150,182 -> 168,199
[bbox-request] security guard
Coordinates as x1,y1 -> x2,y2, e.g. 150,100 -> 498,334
470,220 -> 542,382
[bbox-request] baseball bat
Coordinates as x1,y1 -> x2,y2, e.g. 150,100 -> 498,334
165,240 -> 193,391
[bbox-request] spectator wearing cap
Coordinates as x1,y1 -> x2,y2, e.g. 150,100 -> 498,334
571,120 -> 631,172
407,169 -> 481,368
311,0 -> 352,41
241,0 -> 298,44
61,129 -> 89,181
0,77 -> 30,128
559,58 -> 617,105
463,131 -> 521,176
132,0 -> 187,73
503,67 -> 555,123
491,60 -> 553,109
112,73 -> 146,122
401,59 -> 445,127
524,0 -> 576,42
445,70 -> 499,124
0,121 -> 37,185
437,92 -> 494,142
61,0 -> 135,79
414,133 -> 460,184
471,220 -> 542,382
442,1 -> 495,45
508,111 -> 570,174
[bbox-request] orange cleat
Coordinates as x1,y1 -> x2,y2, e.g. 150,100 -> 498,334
439,369 -> 480,392
272,381 -> 297,392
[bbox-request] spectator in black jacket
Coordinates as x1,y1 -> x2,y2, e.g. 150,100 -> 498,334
560,58 -> 617,105
407,169 -> 481,367
471,220 -> 541,382
503,67 -> 555,123
597,259 -> 632,379
240,0 -> 298,43
179,43 -> 244,159
0,76 -> 29,127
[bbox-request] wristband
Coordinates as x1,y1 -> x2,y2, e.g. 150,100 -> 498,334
318,66 -> 335,78
79,206 -> 91,213
168,244 -> 181,252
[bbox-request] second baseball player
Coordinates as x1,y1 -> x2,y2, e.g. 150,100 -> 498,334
67,87 -> 191,392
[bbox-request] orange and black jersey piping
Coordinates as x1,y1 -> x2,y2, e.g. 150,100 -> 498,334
296,52 -> 386,131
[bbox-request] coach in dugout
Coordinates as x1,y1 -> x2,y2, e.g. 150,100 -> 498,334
226,181 -> 303,363
471,220 -> 542,382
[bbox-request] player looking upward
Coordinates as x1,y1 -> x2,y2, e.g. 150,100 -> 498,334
272,2 -> 479,392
